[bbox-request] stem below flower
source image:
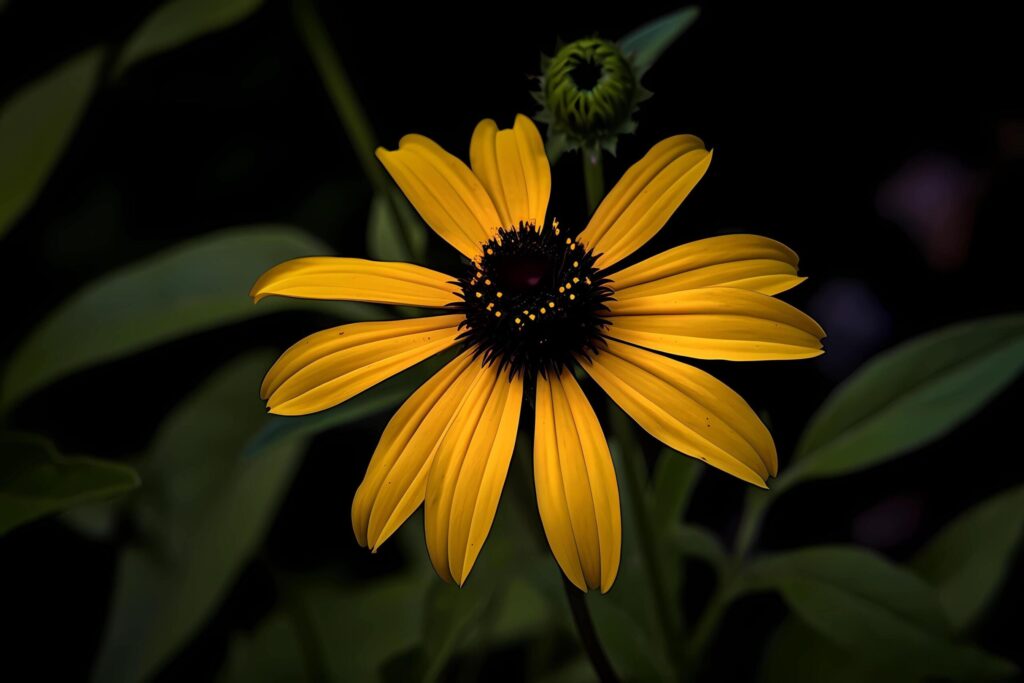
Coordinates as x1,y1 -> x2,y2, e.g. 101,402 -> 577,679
582,149 -> 605,215
292,0 -> 421,258
561,573 -> 622,683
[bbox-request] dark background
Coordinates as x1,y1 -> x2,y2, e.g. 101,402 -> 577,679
2,2 -> 1021,679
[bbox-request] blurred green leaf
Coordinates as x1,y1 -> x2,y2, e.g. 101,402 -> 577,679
618,7 -> 700,77
92,351 -> 306,683
367,191 -> 428,265
912,484 -> 1024,632
587,595 -> 672,682
116,0 -> 264,76
1,225 -> 384,413
0,49 -> 102,238
759,617 -> 904,683
651,448 -> 699,530
745,545 -> 1017,681
305,573 -> 433,682
245,356 -> 443,459
219,613 -> 307,683
668,523 -> 726,571
788,314 -> 1024,484
0,432 -> 138,535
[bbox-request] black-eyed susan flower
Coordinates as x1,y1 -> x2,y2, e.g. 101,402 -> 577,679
251,115 -> 824,592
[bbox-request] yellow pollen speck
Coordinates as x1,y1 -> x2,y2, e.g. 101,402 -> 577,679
553,218 -> 559,228
570,243 -> 576,250
570,294 -> 576,300
548,301 -> 555,308
487,248 -> 494,255
529,314 -> 536,320
487,303 -> 494,310
565,238 -> 572,245
515,317 -> 521,324
495,310 -> 502,317
558,286 -> 565,293
475,291 -> 482,298
573,261 -> 579,268
572,277 -> 580,283
585,277 -> 591,285
496,291 -> 503,298
523,309 -> 529,315
540,307 -> 546,314
484,279 -> 491,285
566,282 -> 572,290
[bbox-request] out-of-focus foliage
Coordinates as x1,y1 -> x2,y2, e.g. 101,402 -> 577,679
912,484 -> 1024,631
0,49 -> 102,238
0,226 -> 384,413
0,432 -> 138,535
618,7 -> 700,79
92,352 -> 307,683
745,546 -> 1016,681
114,0 -> 264,76
786,314 -> 1024,486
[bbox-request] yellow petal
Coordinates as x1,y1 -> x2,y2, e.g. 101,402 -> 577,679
352,350 -> 478,550
578,135 -> 712,269
263,314 -> 463,415
609,234 -> 805,298
605,287 -> 825,361
424,362 -> 523,585
534,369 -> 621,593
377,134 -> 501,258
581,339 -> 777,485
470,115 -> 551,229
251,257 -> 461,308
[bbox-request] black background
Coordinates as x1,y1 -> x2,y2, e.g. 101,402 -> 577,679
1,1 -> 1021,679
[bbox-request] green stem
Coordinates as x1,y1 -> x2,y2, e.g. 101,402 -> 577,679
733,489 -> 773,559
292,0 -> 420,258
562,574 -> 622,683
611,407 -> 684,675
582,148 -> 604,215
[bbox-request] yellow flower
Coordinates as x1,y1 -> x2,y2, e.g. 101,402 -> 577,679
251,115 -> 824,592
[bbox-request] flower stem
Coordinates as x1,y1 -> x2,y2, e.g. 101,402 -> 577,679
733,489 -> 773,559
562,573 -> 622,683
582,149 -> 605,215
292,0 -> 420,258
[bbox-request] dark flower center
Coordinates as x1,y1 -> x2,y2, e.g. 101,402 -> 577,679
452,221 -> 612,378
570,58 -> 604,91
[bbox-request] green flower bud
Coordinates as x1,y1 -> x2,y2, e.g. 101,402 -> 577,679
545,39 -> 635,141
534,37 -> 649,159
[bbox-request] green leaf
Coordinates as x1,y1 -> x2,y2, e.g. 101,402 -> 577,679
367,191 -> 428,264
667,523 -> 726,570
0,49 -> 103,238
912,484 -> 1024,631
788,315 -> 1024,484
745,545 -> 1017,681
303,573 -> 433,682
618,7 -> 700,77
759,617 -> 905,683
245,355 -> 444,458
651,447 -> 700,530
218,613 -> 306,683
1,225 -> 384,412
116,0 -> 264,76
92,351 -> 306,683
0,432 -> 138,535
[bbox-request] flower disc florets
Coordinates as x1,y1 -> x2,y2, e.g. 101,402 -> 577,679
452,221 -> 612,378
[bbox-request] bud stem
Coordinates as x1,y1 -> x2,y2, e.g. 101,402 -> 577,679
582,151 -> 605,216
